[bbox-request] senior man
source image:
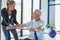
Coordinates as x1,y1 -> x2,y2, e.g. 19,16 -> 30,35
6,9 -> 45,40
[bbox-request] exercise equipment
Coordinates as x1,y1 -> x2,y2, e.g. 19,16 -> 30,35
49,29 -> 56,38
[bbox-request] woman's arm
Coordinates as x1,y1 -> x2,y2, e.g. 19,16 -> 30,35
13,9 -> 18,24
1,8 -> 9,26
15,24 -> 26,28
6,24 -> 26,30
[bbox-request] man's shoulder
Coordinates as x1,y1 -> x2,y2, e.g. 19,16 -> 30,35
39,20 -> 45,23
40,20 -> 44,22
30,20 -> 34,23
27,20 -> 34,24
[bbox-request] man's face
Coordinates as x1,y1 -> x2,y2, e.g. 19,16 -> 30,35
33,11 -> 40,20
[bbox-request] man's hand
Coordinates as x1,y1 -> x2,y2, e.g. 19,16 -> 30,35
30,28 -> 36,32
14,24 -> 21,28
36,26 -> 43,31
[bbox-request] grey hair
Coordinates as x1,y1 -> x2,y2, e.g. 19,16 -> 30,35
35,9 -> 42,16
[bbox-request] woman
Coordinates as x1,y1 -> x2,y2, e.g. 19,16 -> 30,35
1,0 -> 18,40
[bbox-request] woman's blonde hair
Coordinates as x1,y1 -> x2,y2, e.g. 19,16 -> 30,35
6,0 -> 15,6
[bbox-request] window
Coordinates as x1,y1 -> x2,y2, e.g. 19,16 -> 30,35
33,0 -> 39,12
48,0 -> 60,31
49,6 -> 55,25
23,0 -> 32,36
48,0 -> 55,25
14,0 -> 21,24
23,0 -> 31,24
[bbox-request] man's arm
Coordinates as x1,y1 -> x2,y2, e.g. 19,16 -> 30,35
36,25 -> 44,31
30,28 -> 36,32
29,25 -> 43,32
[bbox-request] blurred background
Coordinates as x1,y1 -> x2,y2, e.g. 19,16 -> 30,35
0,0 -> 60,40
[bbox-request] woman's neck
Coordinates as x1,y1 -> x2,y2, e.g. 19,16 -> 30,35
7,9 -> 12,16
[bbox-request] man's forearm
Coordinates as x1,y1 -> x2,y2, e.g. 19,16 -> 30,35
36,25 -> 43,31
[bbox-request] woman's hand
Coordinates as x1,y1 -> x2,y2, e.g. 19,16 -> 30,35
6,26 -> 9,30
14,24 -> 22,28
14,24 -> 26,28
6,24 -> 14,30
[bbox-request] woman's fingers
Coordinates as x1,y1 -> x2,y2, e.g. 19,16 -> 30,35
6,27 -> 9,30
6,25 -> 15,30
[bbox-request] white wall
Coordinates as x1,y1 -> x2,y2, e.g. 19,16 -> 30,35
1,0 -> 6,40
55,0 -> 60,31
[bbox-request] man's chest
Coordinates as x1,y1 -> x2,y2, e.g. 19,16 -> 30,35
32,22 -> 40,28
